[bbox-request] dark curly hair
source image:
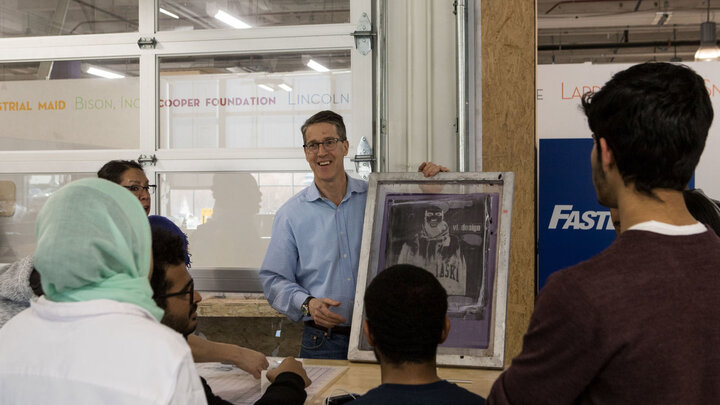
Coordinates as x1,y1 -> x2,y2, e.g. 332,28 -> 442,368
364,264 -> 448,364
150,227 -> 186,309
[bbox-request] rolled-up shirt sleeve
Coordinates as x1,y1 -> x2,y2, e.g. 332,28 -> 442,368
259,206 -> 309,322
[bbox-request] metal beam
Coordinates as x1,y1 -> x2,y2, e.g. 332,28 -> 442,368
37,0 -> 71,79
539,39 -> 700,51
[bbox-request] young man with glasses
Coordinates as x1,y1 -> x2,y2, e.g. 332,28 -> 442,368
150,223 -> 310,405
260,110 -> 449,359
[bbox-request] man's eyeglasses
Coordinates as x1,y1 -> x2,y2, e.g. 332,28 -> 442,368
303,137 -> 345,154
123,184 -> 156,195
155,279 -> 194,304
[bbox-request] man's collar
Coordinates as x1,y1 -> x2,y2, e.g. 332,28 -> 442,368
627,220 -> 706,236
304,174 -> 367,202
305,180 -> 323,202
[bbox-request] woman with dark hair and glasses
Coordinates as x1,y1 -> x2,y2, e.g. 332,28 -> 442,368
98,160 -> 155,215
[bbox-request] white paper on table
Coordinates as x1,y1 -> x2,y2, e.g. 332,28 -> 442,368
196,358 -> 347,405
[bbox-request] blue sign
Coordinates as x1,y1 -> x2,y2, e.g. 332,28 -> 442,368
537,138 -> 697,291
537,138 -> 616,291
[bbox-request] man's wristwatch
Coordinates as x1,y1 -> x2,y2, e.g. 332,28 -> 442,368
301,296 -> 314,316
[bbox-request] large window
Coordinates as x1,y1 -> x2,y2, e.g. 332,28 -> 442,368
0,58 -> 140,151
0,0 -> 139,37
0,1 -> 373,293
0,173 -> 93,262
157,0 -> 350,31
159,171 -> 311,269
158,51 -> 351,149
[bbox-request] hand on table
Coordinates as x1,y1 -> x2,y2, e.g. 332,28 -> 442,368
230,346 -> 270,379
308,298 -> 347,329
267,357 -> 312,388
187,335 -> 269,379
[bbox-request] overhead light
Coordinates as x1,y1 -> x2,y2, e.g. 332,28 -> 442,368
307,59 -> 329,72
159,8 -> 180,19
84,65 -> 125,79
226,67 -> 248,73
652,12 -> 670,26
278,83 -> 293,91
258,84 -> 274,92
696,22 -> 720,60
214,10 -> 251,29
696,2 -> 720,61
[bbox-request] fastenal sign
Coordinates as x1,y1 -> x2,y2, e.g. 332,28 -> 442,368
547,205 -> 614,231
537,138 -> 616,290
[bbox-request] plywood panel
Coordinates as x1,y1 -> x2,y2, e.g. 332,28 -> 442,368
481,0 -> 536,363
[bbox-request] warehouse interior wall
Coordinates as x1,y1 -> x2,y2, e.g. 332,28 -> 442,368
386,0 -> 536,365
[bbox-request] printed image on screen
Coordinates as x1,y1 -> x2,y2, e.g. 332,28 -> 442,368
377,192 -> 500,349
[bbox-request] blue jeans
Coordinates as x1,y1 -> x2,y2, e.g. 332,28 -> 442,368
299,325 -> 350,359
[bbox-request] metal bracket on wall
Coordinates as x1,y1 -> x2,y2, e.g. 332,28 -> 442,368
351,13 -> 375,55
137,37 -> 157,49
137,154 -> 157,166
351,136 -> 375,180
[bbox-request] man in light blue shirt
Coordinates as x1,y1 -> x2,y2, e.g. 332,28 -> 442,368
260,110 -> 447,359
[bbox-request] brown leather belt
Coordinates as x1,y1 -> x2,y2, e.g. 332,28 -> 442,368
304,320 -> 351,336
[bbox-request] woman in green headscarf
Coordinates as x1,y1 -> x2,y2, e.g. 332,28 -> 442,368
33,177 -> 163,319
0,178 -> 206,404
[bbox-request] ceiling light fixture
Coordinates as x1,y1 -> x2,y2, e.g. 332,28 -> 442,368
653,12 -> 670,26
84,65 -> 125,79
226,67 -> 248,73
258,84 -> 274,92
214,10 -> 251,29
696,1 -> 720,61
159,8 -> 179,19
278,83 -> 293,91
307,59 -> 329,72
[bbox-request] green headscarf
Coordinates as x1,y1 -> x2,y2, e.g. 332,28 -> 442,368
33,177 -> 163,321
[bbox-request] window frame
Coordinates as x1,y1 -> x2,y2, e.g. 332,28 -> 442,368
0,0 -> 374,293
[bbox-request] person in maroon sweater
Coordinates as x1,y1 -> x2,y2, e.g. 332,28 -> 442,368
489,62 -> 720,404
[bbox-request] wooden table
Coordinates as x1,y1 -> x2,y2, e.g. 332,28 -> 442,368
303,359 -> 502,404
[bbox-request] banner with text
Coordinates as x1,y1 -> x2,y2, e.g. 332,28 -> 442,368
0,78 -> 139,150
0,71 -> 351,151
159,72 -> 351,149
